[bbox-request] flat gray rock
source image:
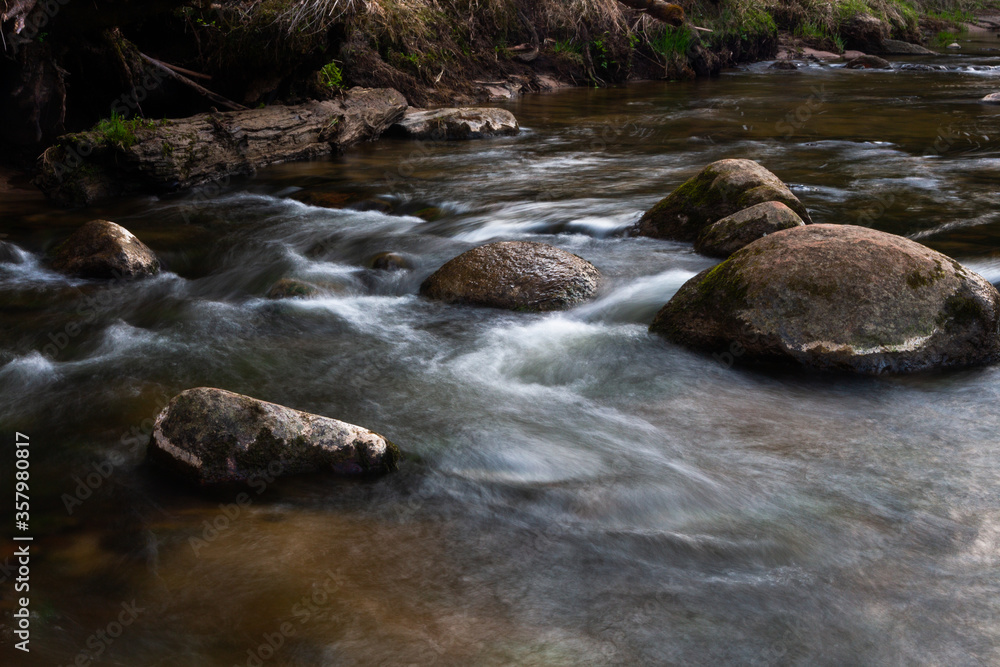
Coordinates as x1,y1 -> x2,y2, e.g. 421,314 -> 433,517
390,107 -> 519,140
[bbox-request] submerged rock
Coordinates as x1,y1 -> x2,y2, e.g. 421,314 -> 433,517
369,252 -> 410,271
420,241 -> 601,311
651,225 -> 1000,374
293,190 -> 393,213
389,107 -> 519,140
694,201 -> 805,258
633,159 -> 811,242
845,55 -> 892,70
148,388 -> 400,484
267,278 -> 320,299
880,39 -> 936,56
769,60 -> 799,70
51,219 -> 160,279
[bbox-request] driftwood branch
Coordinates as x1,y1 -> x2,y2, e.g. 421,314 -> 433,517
158,60 -> 212,81
138,52 -> 245,111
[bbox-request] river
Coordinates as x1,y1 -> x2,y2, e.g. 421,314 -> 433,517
2,35 -> 1000,666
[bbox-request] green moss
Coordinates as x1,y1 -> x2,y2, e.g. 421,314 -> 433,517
937,292 -> 986,329
906,260 -> 946,288
697,260 -> 749,311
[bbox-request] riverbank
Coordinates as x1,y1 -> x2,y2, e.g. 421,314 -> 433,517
2,2 -> 996,160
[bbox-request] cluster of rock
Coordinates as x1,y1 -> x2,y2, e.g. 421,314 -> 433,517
635,159 -> 1000,375
40,91 -> 1000,490
633,158 -> 809,254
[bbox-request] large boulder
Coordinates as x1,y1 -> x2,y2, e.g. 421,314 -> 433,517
694,201 -> 805,258
420,241 -> 601,311
51,219 -> 160,279
650,225 -> 1000,374
148,388 -> 400,485
840,14 -> 889,53
389,107 -> 519,140
634,159 -> 811,241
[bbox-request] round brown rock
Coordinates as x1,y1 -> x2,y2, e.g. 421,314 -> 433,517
694,201 -> 805,258
369,252 -> 410,271
420,241 -> 601,311
651,224 -> 1000,374
51,219 -> 160,279
634,159 -> 811,242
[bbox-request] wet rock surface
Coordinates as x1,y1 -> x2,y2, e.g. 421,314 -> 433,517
389,107 -> 519,140
148,387 -> 400,484
51,219 -> 160,279
694,201 -> 805,258
420,241 -> 601,311
633,159 -> 811,242
651,225 -> 1000,374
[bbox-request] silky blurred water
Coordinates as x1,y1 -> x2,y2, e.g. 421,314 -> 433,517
2,37 -> 1000,666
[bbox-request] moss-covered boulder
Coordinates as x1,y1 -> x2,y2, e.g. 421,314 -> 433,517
633,159 -> 811,242
51,219 -> 160,279
651,225 -> 1000,374
148,388 -> 400,485
694,201 -> 805,258
420,241 -> 601,311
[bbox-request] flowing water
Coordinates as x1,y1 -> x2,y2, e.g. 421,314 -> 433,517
3,35 -> 1000,667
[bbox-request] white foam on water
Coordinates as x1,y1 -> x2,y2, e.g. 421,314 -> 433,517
0,243 -> 84,287
962,257 -> 1000,284
0,351 -> 58,385
573,268 -> 700,324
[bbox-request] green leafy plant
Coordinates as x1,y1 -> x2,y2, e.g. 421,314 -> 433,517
319,60 -> 343,88
92,111 -> 155,149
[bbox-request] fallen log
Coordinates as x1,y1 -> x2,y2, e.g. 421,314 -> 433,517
34,87 -> 408,207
